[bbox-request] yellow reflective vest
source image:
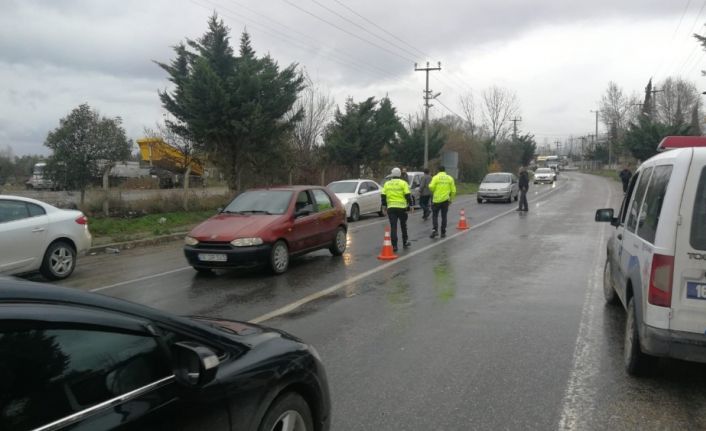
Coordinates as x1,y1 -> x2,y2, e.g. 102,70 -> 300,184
382,178 -> 410,209
429,172 -> 456,204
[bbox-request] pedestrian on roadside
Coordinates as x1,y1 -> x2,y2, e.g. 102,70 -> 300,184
429,166 -> 456,239
619,166 -> 631,193
518,166 -> 530,212
401,167 -> 409,184
381,167 -> 412,252
419,168 -> 432,220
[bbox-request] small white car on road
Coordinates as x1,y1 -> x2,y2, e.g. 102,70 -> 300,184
0,195 -> 92,280
596,136 -> 706,375
477,172 -> 519,203
533,168 -> 556,184
327,180 -> 384,221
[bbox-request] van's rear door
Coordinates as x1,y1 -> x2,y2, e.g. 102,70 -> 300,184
671,149 -> 706,334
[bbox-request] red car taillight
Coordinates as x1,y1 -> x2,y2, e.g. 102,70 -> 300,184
648,253 -> 674,307
75,215 -> 88,225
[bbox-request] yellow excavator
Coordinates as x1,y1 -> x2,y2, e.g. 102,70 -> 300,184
137,138 -> 204,188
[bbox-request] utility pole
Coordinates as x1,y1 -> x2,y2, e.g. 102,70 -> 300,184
651,87 -> 663,114
554,140 -> 561,154
415,61 -> 441,168
510,116 -> 522,141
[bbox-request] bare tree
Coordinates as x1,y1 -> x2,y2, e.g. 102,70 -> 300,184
656,77 -> 701,127
481,86 -> 519,143
599,81 -> 632,132
459,91 -> 479,137
287,75 -> 334,184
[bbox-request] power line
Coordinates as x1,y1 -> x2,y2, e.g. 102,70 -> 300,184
670,0 -> 706,77
654,0 -> 692,79
435,97 -> 465,121
281,0 -> 416,64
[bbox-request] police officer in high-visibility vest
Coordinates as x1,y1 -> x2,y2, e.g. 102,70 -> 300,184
429,166 -> 456,239
381,167 -> 412,252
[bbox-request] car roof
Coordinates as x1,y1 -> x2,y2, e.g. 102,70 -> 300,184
638,147 -> 696,169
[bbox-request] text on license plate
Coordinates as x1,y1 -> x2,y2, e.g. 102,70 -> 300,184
687,282 -> 706,300
198,253 -> 227,262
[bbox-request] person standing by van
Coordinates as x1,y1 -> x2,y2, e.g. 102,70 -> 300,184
419,168 -> 432,220
429,166 -> 456,239
382,167 -> 412,252
619,166 -> 632,193
518,167 -> 530,212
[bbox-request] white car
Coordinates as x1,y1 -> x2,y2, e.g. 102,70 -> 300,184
0,195 -> 92,280
327,180 -> 384,221
533,168 -> 556,184
477,172 -> 519,203
596,136 -> 706,375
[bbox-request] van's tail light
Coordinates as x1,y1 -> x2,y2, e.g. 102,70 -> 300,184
648,253 -> 674,307
75,215 -> 88,225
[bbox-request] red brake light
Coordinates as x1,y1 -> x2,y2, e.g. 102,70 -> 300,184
75,215 -> 88,225
656,136 -> 706,152
648,253 -> 674,307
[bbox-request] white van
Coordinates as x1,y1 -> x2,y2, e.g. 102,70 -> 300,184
595,136 -> 706,375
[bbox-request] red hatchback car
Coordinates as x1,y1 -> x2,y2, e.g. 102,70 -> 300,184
184,186 -> 348,274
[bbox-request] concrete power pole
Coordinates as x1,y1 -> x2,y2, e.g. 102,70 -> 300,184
511,117 -> 522,141
415,62 -> 441,168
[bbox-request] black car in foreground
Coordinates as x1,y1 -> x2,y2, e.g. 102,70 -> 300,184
0,278 -> 330,431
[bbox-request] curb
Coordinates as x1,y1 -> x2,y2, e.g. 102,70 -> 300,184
89,232 -> 188,254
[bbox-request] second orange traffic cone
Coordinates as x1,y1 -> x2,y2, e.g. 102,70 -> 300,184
456,208 -> 470,230
377,227 -> 398,260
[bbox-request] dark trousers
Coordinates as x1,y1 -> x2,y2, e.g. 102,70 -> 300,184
519,187 -> 529,211
387,207 -> 408,247
622,180 -> 629,193
420,195 -> 431,219
432,201 -> 450,234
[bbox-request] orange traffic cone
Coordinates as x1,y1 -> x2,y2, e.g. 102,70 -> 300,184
377,226 -> 398,260
456,208 -> 470,230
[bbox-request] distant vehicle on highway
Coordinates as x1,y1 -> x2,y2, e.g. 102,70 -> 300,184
533,168 -> 556,184
25,162 -> 55,190
0,278 -> 331,431
383,170 -> 424,206
0,195 -> 91,280
596,136 -> 706,375
184,186 -> 347,274
477,172 -> 519,203
327,179 -> 384,221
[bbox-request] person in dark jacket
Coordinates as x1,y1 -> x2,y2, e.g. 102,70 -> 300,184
619,167 -> 631,193
518,167 -> 530,212
418,168 -> 432,220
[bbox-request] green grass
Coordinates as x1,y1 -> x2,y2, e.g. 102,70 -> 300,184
582,169 -> 619,182
456,182 -> 479,195
89,210 -> 215,241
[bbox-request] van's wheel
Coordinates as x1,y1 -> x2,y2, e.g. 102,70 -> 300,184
40,241 -> 76,280
269,240 -> 289,275
625,297 -> 654,376
603,258 -> 619,305
349,204 -> 360,222
329,227 -> 347,256
258,392 -> 313,431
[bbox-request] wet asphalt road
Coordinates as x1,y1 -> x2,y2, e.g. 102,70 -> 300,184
57,173 -> 706,430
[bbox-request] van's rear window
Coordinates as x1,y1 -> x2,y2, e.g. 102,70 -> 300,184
692,167 -> 706,250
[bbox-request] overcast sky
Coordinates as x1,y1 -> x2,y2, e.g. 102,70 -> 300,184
2,0 -> 705,156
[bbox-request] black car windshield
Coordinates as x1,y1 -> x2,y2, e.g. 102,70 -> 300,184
223,191 -> 293,215
328,182 -> 358,193
483,174 -> 510,183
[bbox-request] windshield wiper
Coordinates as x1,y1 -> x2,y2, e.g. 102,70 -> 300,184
242,210 -> 273,215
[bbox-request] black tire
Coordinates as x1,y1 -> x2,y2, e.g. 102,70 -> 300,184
193,266 -> 213,275
329,227 -> 347,256
269,240 -> 289,275
349,204 -> 360,222
40,241 -> 77,280
514,193 -> 518,202
477,198 -> 483,204
625,297 -> 654,376
258,392 -> 313,431
603,258 -> 619,305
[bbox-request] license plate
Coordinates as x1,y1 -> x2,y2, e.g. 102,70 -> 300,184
686,282 -> 706,300
198,253 -> 227,262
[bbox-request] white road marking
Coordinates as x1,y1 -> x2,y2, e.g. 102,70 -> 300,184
89,267 -> 192,293
249,182 -> 568,324
557,184 -> 613,430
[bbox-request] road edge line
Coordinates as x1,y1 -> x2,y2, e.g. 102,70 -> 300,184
89,267 -> 192,293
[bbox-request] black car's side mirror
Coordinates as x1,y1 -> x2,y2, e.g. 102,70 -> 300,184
595,208 -> 618,226
172,341 -> 220,388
